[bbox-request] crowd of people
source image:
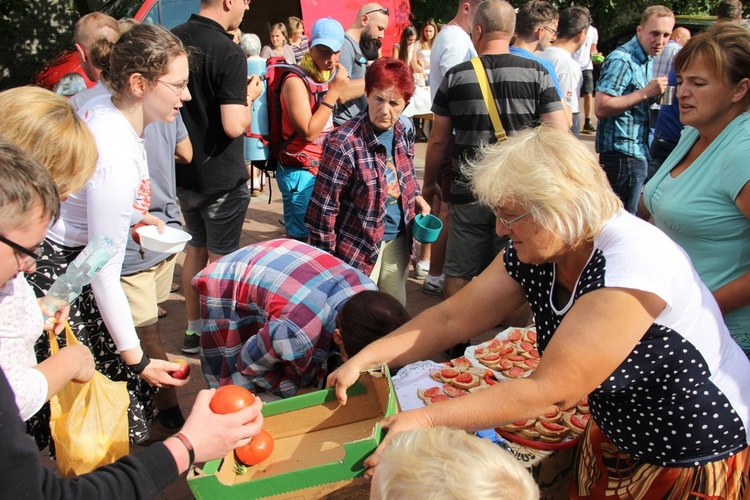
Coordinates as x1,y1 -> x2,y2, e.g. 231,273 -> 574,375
1,0 -> 750,498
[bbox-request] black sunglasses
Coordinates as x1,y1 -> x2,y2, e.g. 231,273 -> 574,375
364,7 -> 389,16
0,234 -> 43,262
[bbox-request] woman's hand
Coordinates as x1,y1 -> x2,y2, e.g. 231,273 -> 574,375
64,344 -> 96,383
139,358 -> 190,388
362,409 -> 435,479
414,195 -> 431,216
38,300 -> 69,335
178,389 -> 265,464
140,213 -> 165,234
326,360 -> 364,405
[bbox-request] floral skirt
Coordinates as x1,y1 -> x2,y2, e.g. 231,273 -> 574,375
25,239 -> 155,451
570,418 -> 749,499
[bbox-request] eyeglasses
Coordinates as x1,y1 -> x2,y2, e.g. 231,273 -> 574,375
242,0 -> 251,5
491,208 -> 533,230
0,234 -> 43,269
542,26 -> 558,36
157,80 -> 188,95
364,7 -> 389,16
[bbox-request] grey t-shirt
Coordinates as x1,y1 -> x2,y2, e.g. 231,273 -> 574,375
122,116 -> 188,274
333,34 -> 368,126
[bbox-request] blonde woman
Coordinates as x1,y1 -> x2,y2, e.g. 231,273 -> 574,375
0,88 -> 97,422
287,16 -> 309,64
332,127 -> 750,499
260,22 -> 295,64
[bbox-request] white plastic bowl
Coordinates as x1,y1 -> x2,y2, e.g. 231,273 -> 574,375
136,225 -> 191,254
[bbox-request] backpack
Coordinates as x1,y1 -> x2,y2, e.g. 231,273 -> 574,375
245,56 -> 328,201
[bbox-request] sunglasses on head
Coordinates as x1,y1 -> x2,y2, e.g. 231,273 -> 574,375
364,7 -> 389,16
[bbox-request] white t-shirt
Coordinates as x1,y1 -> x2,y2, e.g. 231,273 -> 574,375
538,46 -> 583,113
0,275 -> 47,420
428,25 -> 477,101
48,95 -> 150,352
505,210 -> 750,466
572,25 -> 599,71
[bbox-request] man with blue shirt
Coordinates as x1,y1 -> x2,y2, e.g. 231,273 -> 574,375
594,5 -> 674,214
510,0 -> 570,125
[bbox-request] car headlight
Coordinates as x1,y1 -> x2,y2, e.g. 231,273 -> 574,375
54,73 -> 88,97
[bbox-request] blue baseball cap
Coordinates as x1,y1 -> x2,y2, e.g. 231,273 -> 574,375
310,18 -> 345,52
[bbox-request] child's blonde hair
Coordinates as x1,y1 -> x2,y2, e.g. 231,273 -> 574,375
372,427 -> 539,500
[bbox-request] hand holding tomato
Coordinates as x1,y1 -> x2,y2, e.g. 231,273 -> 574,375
178,388 -> 264,466
209,385 -> 256,414
208,385 -> 275,467
170,358 -> 191,380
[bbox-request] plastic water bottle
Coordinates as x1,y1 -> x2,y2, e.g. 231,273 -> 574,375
41,233 -> 117,320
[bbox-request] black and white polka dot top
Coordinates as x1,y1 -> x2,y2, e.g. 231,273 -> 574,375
504,210 -> 750,466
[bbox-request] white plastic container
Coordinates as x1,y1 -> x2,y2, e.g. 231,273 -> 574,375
136,225 -> 192,254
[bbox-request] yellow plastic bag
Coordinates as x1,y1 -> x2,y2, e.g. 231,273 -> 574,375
49,323 -> 130,477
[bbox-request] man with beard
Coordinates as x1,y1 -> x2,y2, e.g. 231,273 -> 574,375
594,5 -> 674,214
333,4 -> 390,126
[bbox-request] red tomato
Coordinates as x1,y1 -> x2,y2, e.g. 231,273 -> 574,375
170,358 -> 191,380
540,421 -> 566,432
209,385 -> 256,415
424,387 -> 442,398
440,368 -> 460,379
455,372 -> 473,384
235,429 -> 275,466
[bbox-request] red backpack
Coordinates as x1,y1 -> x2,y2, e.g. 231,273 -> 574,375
251,56 -> 328,175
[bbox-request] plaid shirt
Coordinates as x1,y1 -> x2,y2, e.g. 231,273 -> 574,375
306,111 -> 420,275
595,36 -> 653,159
192,239 -> 377,397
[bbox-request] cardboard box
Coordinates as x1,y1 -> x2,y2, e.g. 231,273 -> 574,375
187,366 -> 396,499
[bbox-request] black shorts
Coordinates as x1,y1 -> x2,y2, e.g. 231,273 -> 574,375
581,69 -> 595,96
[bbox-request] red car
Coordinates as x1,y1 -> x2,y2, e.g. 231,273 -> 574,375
33,0 -> 200,96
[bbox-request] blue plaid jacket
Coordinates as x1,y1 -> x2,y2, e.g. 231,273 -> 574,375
192,239 -> 377,397
595,36 -> 653,159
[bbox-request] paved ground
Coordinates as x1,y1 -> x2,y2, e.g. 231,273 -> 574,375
41,125 -> 599,499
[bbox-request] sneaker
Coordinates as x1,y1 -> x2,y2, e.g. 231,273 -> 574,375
182,331 -> 200,354
581,123 -> 596,134
414,261 -> 429,280
421,278 -> 444,296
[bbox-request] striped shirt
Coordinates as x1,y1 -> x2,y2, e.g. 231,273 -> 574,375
595,36 -> 653,159
432,53 -> 563,204
192,239 -> 377,397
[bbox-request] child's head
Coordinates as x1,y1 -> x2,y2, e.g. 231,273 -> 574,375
334,291 -> 410,361
371,427 -> 539,500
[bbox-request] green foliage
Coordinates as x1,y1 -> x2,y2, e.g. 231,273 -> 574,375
0,0 -> 79,89
410,0 -> 457,25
